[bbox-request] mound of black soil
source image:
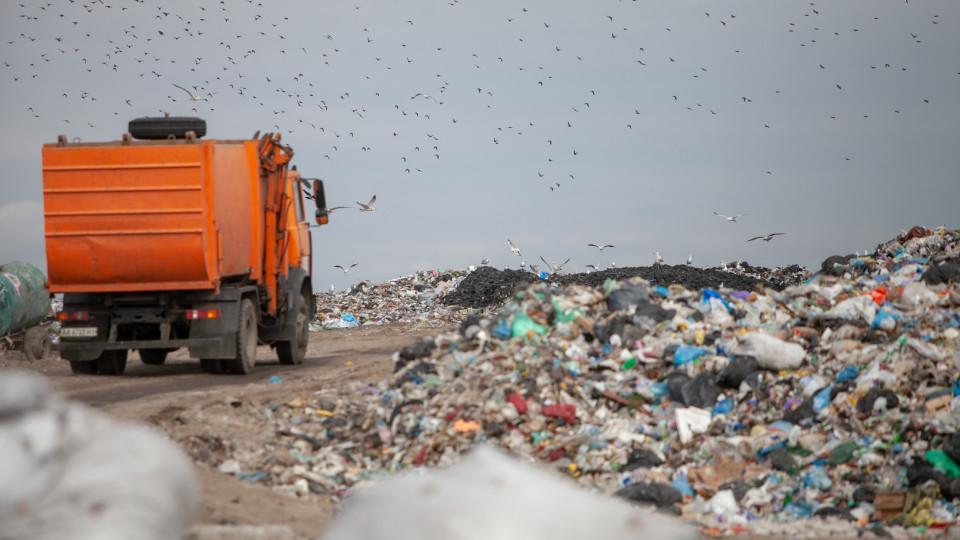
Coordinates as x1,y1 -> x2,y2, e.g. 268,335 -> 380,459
442,263 -> 809,310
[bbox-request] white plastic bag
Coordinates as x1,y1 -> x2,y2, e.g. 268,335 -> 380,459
0,372 -> 198,540
323,445 -> 698,540
734,332 -> 805,370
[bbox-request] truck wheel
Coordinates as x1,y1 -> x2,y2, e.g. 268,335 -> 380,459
226,299 -> 257,375
69,360 -> 99,375
200,359 -> 226,374
24,326 -> 52,361
277,293 -> 310,365
96,350 -> 128,376
139,349 -> 168,365
128,116 -> 206,140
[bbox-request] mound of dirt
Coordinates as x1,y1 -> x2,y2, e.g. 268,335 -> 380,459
442,263 -> 809,310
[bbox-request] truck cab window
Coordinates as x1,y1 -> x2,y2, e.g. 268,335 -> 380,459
295,178 -> 306,222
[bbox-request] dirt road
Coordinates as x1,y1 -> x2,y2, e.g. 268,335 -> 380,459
0,323 -> 450,539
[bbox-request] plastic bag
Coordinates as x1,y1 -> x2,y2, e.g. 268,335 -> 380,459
733,332 -> 805,370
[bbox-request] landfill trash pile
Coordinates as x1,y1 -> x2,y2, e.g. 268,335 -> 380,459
312,269 -> 480,330
312,258 -> 811,331
202,226 -> 958,538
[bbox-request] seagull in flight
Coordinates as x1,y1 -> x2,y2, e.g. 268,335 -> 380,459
507,239 -> 522,257
334,263 -> 358,275
411,92 -> 438,103
587,243 -> 615,252
714,211 -> 747,222
173,84 -> 216,101
325,206 -> 350,213
747,233 -> 786,242
540,256 -> 571,273
356,195 -> 377,212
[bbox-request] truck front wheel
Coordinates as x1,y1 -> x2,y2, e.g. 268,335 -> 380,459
277,292 -> 309,365
226,298 -> 257,375
96,350 -> 128,376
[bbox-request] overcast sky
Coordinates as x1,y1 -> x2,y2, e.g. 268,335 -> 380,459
2,0 -> 958,291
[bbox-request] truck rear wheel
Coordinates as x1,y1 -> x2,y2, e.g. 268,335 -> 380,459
225,298 -> 257,375
96,350 -> 128,376
277,292 -> 310,365
139,349 -> 169,365
69,360 -> 99,375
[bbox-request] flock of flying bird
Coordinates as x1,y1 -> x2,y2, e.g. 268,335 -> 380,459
3,1 -> 955,287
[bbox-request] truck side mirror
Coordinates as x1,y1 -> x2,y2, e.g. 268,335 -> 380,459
313,179 -> 329,225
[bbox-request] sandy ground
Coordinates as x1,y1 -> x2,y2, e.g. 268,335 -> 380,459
0,323 -> 448,539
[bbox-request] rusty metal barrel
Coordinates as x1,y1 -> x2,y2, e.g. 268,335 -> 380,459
0,261 -> 51,338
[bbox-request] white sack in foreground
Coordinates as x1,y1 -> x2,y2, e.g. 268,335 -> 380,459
0,371 -> 199,540
323,444 -> 698,540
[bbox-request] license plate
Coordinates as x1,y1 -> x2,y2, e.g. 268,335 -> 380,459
61,327 -> 98,338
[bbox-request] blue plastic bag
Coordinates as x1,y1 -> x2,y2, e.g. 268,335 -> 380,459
712,397 -> 734,417
673,345 -> 708,366
813,386 -> 832,413
701,288 -> 732,311
835,365 -> 859,384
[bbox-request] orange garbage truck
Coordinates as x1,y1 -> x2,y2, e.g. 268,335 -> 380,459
42,117 -> 330,375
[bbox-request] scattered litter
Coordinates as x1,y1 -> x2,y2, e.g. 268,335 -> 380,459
178,227 -> 960,536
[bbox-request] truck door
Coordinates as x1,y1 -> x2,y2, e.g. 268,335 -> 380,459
292,175 -> 311,274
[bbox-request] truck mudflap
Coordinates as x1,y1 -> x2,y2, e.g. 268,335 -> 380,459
259,267 -> 311,343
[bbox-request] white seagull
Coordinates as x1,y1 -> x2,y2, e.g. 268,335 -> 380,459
334,263 -> 358,275
356,195 -> 377,212
173,84 -> 217,101
411,92 -> 439,103
587,243 -> 615,252
654,251 -> 664,265
507,239 -> 522,257
714,211 -> 747,222
747,233 -> 786,243
686,254 -> 694,265
541,256 -> 571,273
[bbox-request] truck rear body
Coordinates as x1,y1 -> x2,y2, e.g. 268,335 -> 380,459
43,139 -> 265,292
42,127 -> 325,375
